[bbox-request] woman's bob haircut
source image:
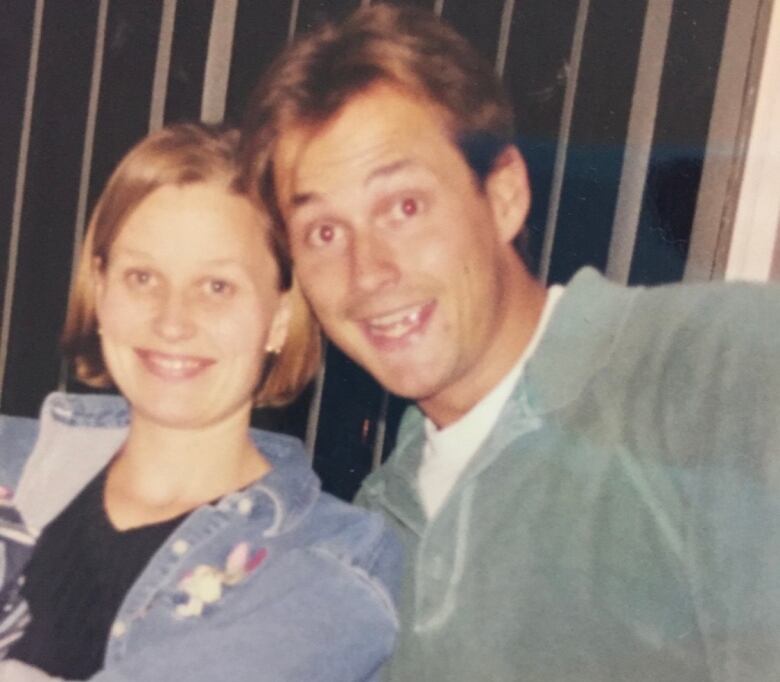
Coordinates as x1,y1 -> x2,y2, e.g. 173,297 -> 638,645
62,123 -> 321,408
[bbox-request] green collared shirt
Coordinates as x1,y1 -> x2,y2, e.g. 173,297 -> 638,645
358,268 -> 780,682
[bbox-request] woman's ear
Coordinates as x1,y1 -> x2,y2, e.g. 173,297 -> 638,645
266,294 -> 291,354
484,145 -> 532,244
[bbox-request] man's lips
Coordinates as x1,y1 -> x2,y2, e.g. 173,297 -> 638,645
359,301 -> 436,349
134,349 -> 216,381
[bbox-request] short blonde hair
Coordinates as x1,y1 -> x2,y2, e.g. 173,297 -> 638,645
62,123 -> 321,407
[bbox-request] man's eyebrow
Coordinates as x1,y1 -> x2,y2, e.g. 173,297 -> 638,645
289,158 -> 421,209
365,158 -> 418,185
290,192 -> 319,209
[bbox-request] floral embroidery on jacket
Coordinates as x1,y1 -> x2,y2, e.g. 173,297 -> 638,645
175,542 -> 267,617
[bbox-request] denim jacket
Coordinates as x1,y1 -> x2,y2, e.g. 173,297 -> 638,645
0,392 -> 401,681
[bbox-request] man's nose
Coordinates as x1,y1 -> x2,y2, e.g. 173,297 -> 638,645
350,232 -> 401,293
152,291 -> 197,342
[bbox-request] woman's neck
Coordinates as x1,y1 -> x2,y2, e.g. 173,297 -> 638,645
104,409 -> 270,530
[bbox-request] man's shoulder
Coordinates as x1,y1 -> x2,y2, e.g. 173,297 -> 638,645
355,404 -> 425,506
615,276 -> 780,375
562,268 -> 779,362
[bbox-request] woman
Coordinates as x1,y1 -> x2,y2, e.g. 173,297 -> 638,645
0,124 -> 400,681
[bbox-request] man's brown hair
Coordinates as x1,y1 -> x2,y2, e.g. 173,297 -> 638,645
242,3 -> 517,218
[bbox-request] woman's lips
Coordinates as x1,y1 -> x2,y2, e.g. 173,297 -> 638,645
134,349 -> 216,381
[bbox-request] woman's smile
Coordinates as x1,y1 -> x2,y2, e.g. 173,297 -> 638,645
133,348 -> 216,381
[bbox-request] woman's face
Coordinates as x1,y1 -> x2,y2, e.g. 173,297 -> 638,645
94,182 -> 289,431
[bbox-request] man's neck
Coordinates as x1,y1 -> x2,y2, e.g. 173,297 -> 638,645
420,264 -> 548,428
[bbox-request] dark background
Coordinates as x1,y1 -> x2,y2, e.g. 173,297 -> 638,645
0,0 -> 764,499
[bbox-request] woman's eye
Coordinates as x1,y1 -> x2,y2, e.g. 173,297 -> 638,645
126,269 -> 154,288
205,279 -> 234,296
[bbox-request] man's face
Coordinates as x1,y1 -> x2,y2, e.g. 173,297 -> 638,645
274,84 -> 531,423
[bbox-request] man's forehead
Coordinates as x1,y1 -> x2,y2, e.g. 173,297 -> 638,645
273,85 -> 452,204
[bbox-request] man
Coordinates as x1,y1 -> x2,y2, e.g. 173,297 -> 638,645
242,4 -> 780,680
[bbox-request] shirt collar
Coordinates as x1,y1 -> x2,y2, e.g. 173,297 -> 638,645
361,267 -> 637,519
423,283 -> 565,463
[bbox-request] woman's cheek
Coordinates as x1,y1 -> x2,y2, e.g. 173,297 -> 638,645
98,290 -> 143,341
207,308 -> 269,356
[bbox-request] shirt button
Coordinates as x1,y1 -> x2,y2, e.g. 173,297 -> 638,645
172,539 -> 189,556
237,498 -> 253,515
111,621 -> 127,638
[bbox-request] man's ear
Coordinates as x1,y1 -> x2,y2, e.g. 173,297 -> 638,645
485,146 -> 531,243
266,294 -> 291,354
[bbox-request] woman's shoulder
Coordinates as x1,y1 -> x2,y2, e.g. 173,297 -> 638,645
307,489 -> 402,579
243,429 -> 403,606
279,488 -> 403,622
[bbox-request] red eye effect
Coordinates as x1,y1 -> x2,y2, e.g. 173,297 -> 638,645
318,225 -> 335,242
401,198 -> 418,216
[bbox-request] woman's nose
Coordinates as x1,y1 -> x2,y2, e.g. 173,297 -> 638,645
152,292 -> 196,342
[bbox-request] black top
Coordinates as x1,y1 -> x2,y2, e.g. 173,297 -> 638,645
9,467 -> 185,679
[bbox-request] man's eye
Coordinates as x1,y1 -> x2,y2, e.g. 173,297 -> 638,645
390,196 -> 422,221
308,223 -> 342,247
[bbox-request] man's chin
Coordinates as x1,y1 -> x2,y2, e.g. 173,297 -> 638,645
368,367 -> 442,402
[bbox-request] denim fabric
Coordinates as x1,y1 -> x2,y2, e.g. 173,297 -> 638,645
358,268 -> 780,682
0,393 -> 402,681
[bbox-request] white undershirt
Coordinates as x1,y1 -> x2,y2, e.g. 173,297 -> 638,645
418,285 -> 565,518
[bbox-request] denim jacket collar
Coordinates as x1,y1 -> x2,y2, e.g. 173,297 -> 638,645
14,392 -> 320,537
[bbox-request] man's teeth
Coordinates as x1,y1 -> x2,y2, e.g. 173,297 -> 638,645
367,306 -> 423,337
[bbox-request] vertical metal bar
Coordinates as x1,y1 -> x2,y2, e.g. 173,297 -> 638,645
724,0 -> 780,281
771,210 -> 780,280
684,0 -> 766,281
288,0 -> 301,41
433,0 -> 445,18
304,347 -> 327,459
149,0 -> 177,131
0,0 -> 44,405
371,391 -> 390,471
772,210 -> 780,280
494,0 -> 516,78
537,0 -> 590,284
201,0 -> 239,124
605,0 -> 673,284
57,0 -> 110,391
